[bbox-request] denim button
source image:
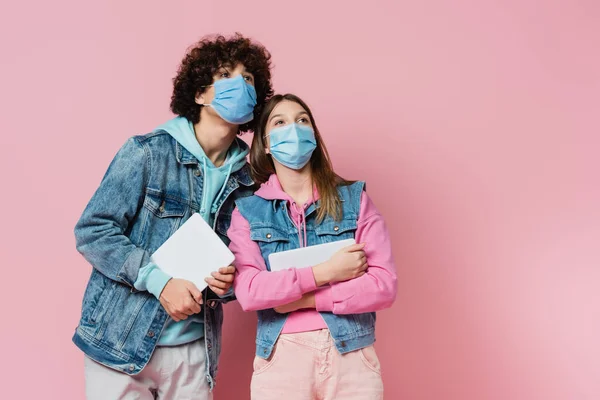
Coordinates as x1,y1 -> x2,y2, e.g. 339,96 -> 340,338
263,348 -> 267,354
159,201 -> 165,213
147,331 -> 155,337
341,341 -> 346,347
195,169 -> 201,177
266,233 -> 272,239
333,226 -> 340,231
129,364 -> 135,371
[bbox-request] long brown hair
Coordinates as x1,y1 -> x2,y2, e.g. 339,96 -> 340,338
250,94 -> 349,222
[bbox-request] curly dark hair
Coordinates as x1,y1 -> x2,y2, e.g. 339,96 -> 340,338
170,33 -> 273,133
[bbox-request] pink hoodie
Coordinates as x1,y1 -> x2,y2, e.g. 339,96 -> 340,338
228,174 -> 397,334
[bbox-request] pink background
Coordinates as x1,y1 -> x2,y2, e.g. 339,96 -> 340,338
1,1 -> 599,399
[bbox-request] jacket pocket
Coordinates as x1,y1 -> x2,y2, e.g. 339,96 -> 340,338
250,226 -> 290,243
142,190 -> 189,253
88,280 -> 116,326
144,190 -> 187,218
314,218 -> 357,242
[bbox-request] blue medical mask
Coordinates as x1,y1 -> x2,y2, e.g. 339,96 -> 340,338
267,123 -> 317,170
202,75 -> 257,124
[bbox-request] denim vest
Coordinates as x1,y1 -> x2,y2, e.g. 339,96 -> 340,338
235,181 -> 376,359
73,131 -> 255,388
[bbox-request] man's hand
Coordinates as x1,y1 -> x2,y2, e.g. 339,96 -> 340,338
159,278 -> 203,322
205,265 -> 236,296
274,292 -> 316,314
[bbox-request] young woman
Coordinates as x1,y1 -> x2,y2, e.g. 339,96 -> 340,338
227,94 -> 397,400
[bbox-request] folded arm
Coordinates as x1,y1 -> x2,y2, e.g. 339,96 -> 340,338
228,208 -> 318,311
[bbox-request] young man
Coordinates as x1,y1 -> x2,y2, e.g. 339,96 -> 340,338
73,34 -> 273,399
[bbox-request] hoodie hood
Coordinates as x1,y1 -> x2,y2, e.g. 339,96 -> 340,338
154,116 -> 249,225
255,174 -> 320,248
155,116 -> 248,173
255,174 -> 320,203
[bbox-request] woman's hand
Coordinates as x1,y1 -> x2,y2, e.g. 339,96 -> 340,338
312,243 -> 368,286
205,265 -> 236,296
274,292 -> 316,314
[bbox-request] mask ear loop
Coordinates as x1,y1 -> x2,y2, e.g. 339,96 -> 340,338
196,84 -> 214,106
263,130 -> 274,155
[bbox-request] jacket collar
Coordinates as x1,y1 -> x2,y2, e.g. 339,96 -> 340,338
175,140 -> 199,165
174,139 -> 254,187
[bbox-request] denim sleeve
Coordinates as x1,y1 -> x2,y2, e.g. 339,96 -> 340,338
74,137 -> 151,287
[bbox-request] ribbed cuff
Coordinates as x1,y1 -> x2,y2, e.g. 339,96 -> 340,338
134,262 -> 172,299
146,268 -> 172,299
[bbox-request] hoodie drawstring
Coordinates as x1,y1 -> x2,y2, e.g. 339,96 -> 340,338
292,202 -> 308,248
200,158 -> 233,215
302,211 -> 307,248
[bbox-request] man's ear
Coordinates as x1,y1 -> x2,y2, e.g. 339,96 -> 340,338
195,91 -> 204,105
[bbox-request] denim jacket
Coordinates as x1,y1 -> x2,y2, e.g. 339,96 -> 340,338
235,181 -> 377,359
72,130 -> 254,388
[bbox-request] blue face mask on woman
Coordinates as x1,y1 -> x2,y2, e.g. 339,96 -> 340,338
202,75 -> 257,124
267,123 -> 317,170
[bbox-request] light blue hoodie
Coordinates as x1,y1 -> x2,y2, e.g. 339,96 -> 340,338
134,117 -> 249,346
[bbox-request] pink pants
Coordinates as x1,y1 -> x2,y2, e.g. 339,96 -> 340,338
251,329 -> 384,400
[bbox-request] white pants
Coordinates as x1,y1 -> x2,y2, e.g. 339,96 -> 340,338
84,339 -> 212,400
